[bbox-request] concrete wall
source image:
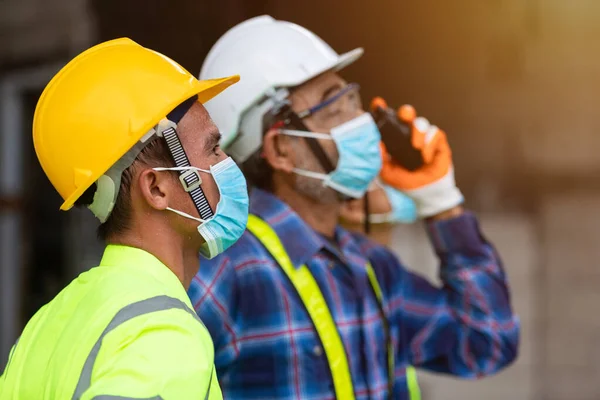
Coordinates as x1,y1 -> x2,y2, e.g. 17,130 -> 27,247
539,193 -> 600,400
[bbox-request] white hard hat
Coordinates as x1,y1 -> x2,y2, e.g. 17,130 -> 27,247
199,15 -> 363,163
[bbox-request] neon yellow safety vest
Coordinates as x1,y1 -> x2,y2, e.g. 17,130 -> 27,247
246,214 -> 420,400
0,245 -> 221,400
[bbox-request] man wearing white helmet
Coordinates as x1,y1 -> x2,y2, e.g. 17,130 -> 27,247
189,15 -> 519,400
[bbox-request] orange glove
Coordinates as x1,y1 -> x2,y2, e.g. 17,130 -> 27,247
379,104 -> 464,218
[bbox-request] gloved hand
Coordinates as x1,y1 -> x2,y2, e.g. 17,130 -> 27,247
378,104 -> 464,218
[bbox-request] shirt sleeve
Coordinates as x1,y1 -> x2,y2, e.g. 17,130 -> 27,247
188,254 -> 241,378
374,211 -> 520,378
80,307 -> 221,400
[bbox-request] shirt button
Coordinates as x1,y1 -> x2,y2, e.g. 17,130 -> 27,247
328,262 -> 335,270
313,345 -> 323,356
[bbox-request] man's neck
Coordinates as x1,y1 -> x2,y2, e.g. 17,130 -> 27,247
273,182 -> 340,238
109,225 -> 199,289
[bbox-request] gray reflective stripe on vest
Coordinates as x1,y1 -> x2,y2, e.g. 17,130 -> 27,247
90,374 -> 213,400
205,366 -> 214,400
72,295 -> 211,400
91,396 -> 163,400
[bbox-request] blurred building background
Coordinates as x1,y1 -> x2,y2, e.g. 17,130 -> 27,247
1,0 -> 599,399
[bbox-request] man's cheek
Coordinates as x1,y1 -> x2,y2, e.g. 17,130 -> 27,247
207,176 -> 221,209
316,139 -> 338,163
327,142 -> 340,164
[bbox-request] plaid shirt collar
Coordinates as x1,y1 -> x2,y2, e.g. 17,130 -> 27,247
249,188 -> 370,276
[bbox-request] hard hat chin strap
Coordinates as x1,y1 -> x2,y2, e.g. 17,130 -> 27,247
158,94 -> 214,221
88,99 -> 214,223
155,119 -> 214,220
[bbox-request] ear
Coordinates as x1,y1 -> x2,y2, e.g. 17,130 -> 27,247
262,128 -> 296,173
137,168 -> 171,211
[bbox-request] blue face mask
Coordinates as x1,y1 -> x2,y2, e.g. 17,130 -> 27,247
280,113 -> 382,199
369,182 -> 418,224
154,157 -> 249,259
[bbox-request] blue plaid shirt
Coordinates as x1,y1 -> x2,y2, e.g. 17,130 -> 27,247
189,189 -> 519,400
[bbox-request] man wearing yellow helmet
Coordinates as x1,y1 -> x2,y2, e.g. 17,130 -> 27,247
0,38 -> 247,400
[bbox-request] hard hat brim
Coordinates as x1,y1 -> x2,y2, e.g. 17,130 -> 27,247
332,48 -> 364,72
59,74 -> 240,212
286,47 -> 364,93
292,48 -> 364,88
196,75 -> 240,104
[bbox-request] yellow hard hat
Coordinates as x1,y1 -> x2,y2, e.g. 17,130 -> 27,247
33,38 -> 239,211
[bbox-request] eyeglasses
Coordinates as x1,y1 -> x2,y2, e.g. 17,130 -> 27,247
295,83 -> 362,130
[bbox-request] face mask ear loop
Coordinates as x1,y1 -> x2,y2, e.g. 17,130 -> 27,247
291,168 -> 329,181
278,129 -> 331,140
165,206 -> 206,223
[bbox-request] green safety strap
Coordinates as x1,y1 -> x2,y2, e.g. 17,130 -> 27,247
247,214 -> 421,400
406,365 -> 421,400
366,266 -> 421,400
247,214 -> 355,400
